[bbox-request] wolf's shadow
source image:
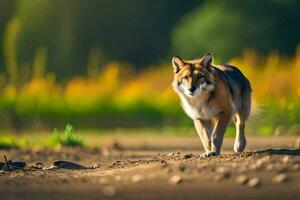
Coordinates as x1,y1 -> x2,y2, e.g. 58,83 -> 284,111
257,148 -> 300,156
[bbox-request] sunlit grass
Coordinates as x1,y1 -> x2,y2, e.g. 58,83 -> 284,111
0,135 -> 28,149
0,48 -> 299,134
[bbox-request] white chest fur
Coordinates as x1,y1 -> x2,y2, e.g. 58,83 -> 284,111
179,94 -> 218,120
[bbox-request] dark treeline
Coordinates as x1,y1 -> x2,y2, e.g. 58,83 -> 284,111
0,0 -> 299,79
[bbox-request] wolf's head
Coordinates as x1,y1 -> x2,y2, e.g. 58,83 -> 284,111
172,53 -> 215,98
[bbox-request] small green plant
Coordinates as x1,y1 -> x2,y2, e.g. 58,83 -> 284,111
48,124 -> 84,147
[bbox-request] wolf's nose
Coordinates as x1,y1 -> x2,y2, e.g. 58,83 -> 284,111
189,86 -> 196,93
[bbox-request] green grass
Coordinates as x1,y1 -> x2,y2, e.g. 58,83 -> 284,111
46,124 -> 84,147
0,135 -> 28,149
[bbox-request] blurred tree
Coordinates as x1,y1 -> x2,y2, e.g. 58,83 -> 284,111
0,0 -> 17,73
13,0 -> 200,78
171,0 -> 300,61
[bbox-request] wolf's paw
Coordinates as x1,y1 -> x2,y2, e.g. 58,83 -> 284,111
201,151 -> 219,158
234,138 -> 246,153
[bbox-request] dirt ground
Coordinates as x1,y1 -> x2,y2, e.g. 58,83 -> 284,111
0,135 -> 300,200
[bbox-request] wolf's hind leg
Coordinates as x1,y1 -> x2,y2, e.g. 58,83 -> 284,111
233,114 -> 246,153
194,119 -> 213,152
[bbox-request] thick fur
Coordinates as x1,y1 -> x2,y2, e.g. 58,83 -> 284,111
172,53 -> 252,157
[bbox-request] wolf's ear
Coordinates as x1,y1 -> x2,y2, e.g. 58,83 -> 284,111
172,56 -> 184,73
201,53 -> 215,72
200,53 -> 213,67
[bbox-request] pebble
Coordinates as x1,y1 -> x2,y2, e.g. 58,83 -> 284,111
102,185 -> 116,197
31,162 -> 45,169
215,167 -> 231,179
183,154 -> 193,159
282,156 -> 290,164
90,163 -> 101,169
99,177 -> 109,185
247,177 -> 261,188
292,163 -> 299,171
114,175 -> 122,181
230,163 -> 238,168
131,174 -> 144,183
169,175 -> 182,185
256,156 -> 270,166
236,175 -> 248,185
266,164 -> 274,170
168,152 -> 175,157
101,147 -> 110,157
272,173 -> 288,183
52,160 -> 88,169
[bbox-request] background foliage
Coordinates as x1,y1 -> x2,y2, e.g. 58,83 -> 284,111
0,0 -> 299,135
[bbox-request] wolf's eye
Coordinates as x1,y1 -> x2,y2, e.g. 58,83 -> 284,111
182,76 -> 188,80
197,75 -> 204,80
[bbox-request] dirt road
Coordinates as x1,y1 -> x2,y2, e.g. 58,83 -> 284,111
0,136 -> 299,200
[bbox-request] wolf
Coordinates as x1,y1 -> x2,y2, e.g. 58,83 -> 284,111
172,53 -> 252,157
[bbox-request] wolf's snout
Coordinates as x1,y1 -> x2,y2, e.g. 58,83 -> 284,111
188,86 -> 196,93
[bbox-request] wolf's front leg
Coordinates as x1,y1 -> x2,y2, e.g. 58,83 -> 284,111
194,119 -> 213,153
209,113 -> 231,156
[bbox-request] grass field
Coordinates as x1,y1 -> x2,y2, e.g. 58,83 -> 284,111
0,49 -> 299,134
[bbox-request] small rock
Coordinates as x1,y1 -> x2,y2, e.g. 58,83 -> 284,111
249,163 -> 262,170
266,164 -> 274,170
282,156 -> 290,164
111,160 -> 121,166
230,163 -> 238,168
236,175 -> 248,185
272,173 -> 288,183
31,162 -> 45,169
131,174 -> 144,183
292,163 -> 300,171
215,167 -> 226,173
169,175 -> 182,185
101,147 -> 110,157
1,160 -> 26,171
215,167 -> 231,178
247,177 -> 261,188
102,185 -> 116,197
256,156 -> 270,166
168,152 -> 175,157
183,154 -> 193,159
114,175 -> 122,181
99,177 -> 109,185
52,160 -> 88,169
90,163 -> 101,169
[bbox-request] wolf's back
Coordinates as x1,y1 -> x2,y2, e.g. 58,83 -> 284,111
217,64 -> 252,120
